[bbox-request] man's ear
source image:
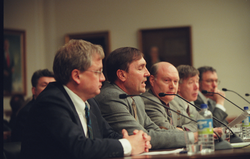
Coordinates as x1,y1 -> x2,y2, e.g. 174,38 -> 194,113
71,69 -> 81,84
177,84 -> 181,93
116,69 -> 127,82
149,75 -> 155,87
31,87 -> 36,96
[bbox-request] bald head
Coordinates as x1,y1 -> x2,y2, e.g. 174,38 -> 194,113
150,62 -> 177,77
149,62 -> 179,103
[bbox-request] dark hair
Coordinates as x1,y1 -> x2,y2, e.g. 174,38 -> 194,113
10,94 -> 25,112
197,66 -> 216,81
53,39 -> 104,85
177,65 -> 199,83
31,69 -> 54,87
105,47 -> 143,83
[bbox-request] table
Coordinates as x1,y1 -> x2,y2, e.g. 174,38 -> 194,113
111,146 -> 250,159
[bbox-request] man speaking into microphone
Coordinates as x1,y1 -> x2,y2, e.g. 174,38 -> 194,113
194,66 -> 228,127
95,47 -> 192,149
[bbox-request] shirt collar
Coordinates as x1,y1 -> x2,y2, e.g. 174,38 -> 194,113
63,85 -> 88,113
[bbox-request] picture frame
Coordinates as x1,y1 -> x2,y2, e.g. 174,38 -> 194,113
4,29 -> 27,96
65,31 -> 110,56
65,31 -> 111,77
138,26 -> 192,70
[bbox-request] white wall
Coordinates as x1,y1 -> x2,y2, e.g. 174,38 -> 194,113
3,0 -> 250,120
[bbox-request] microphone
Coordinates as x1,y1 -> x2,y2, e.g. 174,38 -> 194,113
245,93 -> 249,97
120,93 -> 233,150
201,90 -> 244,111
119,94 -> 196,122
222,88 -> 250,104
159,92 -> 243,144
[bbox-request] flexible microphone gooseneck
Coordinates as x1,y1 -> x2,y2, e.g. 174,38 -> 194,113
159,93 -> 243,144
201,90 -> 244,111
222,88 -> 250,104
119,93 -> 233,150
119,94 -> 196,122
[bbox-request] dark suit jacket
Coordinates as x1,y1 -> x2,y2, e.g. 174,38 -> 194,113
21,82 -> 124,159
194,93 -> 228,127
11,99 -> 35,142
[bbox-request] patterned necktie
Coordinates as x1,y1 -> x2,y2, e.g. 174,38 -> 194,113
165,103 -> 173,125
85,103 -> 93,139
131,99 -> 137,120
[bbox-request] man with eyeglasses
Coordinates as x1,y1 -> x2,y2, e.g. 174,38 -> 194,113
194,66 -> 228,127
21,39 -> 151,159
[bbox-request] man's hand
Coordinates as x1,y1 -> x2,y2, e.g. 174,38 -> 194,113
209,89 -> 225,106
122,129 -> 151,155
213,127 -> 223,139
193,132 -> 198,143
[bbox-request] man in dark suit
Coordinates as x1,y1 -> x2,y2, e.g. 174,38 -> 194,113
11,69 -> 55,142
194,66 -> 228,127
21,39 -> 151,159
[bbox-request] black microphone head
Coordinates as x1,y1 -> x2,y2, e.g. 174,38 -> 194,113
246,93 -> 250,97
158,93 -> 166,97
119,94 -> 128,99
201,90 -> 208,94
222,88 -> 228,91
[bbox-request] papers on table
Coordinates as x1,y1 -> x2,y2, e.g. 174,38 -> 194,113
139,148 -> 184,155
227,111 -> 249,128
231,142 -> 250,148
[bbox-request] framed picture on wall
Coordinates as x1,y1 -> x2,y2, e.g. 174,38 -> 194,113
65,31 -> 111,77
138,26 -> 192,70
4,29 -> 27,96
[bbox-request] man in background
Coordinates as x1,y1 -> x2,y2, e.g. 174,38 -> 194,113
142,62 -> 198,132
11,69 -> 55,142
194,66 -> 228,127
173,65 -> 203,131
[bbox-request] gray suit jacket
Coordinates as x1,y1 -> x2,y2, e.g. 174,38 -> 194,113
194,92 -> 228,127
142,90 -> 198,132
173,96 -> 204,131
95,82 -> 186,149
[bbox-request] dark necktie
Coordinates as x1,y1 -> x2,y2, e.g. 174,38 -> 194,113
85,103 -> 93,139
131,99 -> 137,120
186,105 -> 190,117
165,103 -> 173,125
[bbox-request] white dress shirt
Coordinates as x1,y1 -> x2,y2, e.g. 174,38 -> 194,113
63,85 -> 132,156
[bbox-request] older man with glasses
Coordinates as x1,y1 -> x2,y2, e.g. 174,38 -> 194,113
194,66 -> 228,127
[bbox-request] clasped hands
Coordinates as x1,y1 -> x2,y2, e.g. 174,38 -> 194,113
122,129 -> 152,155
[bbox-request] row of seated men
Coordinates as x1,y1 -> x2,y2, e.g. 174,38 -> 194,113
10,39 -> 227,159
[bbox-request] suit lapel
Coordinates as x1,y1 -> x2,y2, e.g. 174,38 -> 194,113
52,82 -> 85,132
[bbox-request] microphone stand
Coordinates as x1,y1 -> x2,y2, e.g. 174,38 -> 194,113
175,93 -> 243,144
222,88 -> 250,104
201,90 -> 244,111
159,93 -> 243,145
119,94 -> 197,122
138,93 -> 233,150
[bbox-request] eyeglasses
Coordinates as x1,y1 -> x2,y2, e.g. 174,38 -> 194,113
202,79 -> 220,85
86,69 -> 103,77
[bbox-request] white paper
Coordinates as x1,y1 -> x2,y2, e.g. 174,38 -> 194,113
139,148 -> 184,155
227,111 -> 248,128
231,142 -> 250,148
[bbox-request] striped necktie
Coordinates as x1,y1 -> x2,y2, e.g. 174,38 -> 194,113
165,103 -> 173,125
85,103 -> 93,139
131,99 -> 137,120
